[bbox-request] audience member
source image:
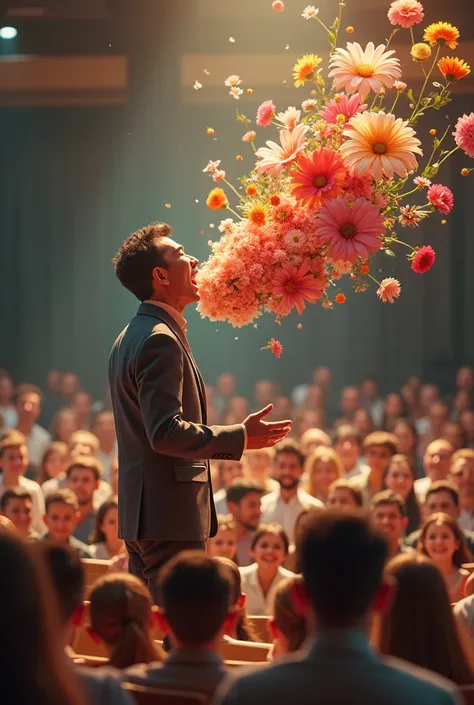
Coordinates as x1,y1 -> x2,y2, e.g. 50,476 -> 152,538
383,455 -> 421,534
124,553 -> 234,696
38,441 -> 68,486
0,373 -> 17,429
14,384 -> 51,470
239,524 -> 293,615
65,456 -> 102,544
216,510 -> 461,705
360,376 -> 384,427
42,490 -> 94,558
454,590 -> 474,644
51,408 -> 79,444
416,384 -> 441,436
392,419 -> 422,477
419,401 -> 451,457
88,573 -> 164,668
414,438 -> 454,499
378,553 -> 474,683
244,449 -> 279,493
369,490 -> 410,559
326,479 -> 363,509
382,393 -> 406,433
337,385 -> 361,425
460,410 -> 474,449
332,425 -> 364,480
0,430 -> 45,534
207,514 -> 237,561
352,407 -> 375,441
0,487 -> 38,540
70,391 -> 94,431
90,496 -> 125,559
450,449 -> 474,531
216,557 -> 259,642
351,432 -> 398,504
285,508 -> 312,573
213,459 -> 247,515
299,428 -> 330,456
270,576 -> 311,658
440,421 -> 465,452
227,480 -> 264,566
261,441 -> 323,543
305,446 -> 344,504
417,512 -> 471,602
294,408 -> 326,437
92,410 -> 117,484
214,373 -> 237,416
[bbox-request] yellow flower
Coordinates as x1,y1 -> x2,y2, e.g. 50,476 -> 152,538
411,42 -> 431,62
438,57 -> 470,82
293,54 -> 322,87
423,22 -> 459,49
248,205 -> 267,226
206,188 -> 228,210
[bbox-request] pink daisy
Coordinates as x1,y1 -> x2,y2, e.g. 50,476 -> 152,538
398,205 -> 421,226
377,277 -> 401,303
387,0 -> 424,29
212,169 -> 226,182
290,148 -> 348,208
427,184 -> 454,214
271,260 -> 325,315
413,176 -> 431,188
346,171 -> 373,200
256,100 -> 276,127
320,94 -> 368,125
454,113 -> 474,158
411,245 -> 436,273
328,42 -> 401,101
203,159 -> 221,173
242,130 -> 257,142
315,197 -> 385,264
256,124 -> 307,177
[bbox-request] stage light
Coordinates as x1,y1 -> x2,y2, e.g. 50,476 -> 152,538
0,26 -> 18,40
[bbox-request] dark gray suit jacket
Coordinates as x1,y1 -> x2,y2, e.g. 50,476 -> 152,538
109,303 -> 245,541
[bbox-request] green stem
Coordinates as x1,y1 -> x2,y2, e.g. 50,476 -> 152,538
409,27 -> 427,77
412,44 -> 441,117
329,3 -> 344,57
390,91 -> 401,113
387,237 -> 415,251
437,145 -> 459,167
385,28 -> 399,51
424,123 -> 451,170
368,273 -> 382,286
398,186 -> 419,198
226,205 -> 243,220
315,16 -> 332,34
250,141 -> 256,153
224,179 -> 242,201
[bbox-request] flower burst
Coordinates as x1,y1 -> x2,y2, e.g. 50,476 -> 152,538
320,94 -> 367,124
424,22 -> 459,49
387,0 -> 424,29
377,278 -> 401,303
256,124 -> 307,177
341,111 -> 422,180
328,42 -> 401,100
262,338 -> 283,358
302,6 -> 319,19
411,245 -> 436,273
243,131 -> 256,142
438,57 -> 471,82
290,148 -> 347,207
427,184 -> 454,214
271,260 -> 325,315
293,54 -> 322,87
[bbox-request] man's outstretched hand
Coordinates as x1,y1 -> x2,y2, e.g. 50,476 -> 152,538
243,404 -> 292,450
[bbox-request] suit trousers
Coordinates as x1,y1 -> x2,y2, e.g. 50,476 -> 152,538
125,539 -> 206,605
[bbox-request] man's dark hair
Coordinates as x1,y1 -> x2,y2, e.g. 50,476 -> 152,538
363,431 -> 399,456
158,552 -> 232,645
112,222 -> 172,301
45,488 -> 79,514
300,510 -> 388,628
15,383 -> 42,404
226,479 -> 265,505
425,480 -> 459,508
370,489 -> 406,518
40,543 -> 85,623
332,424 -> 362,447
0,487 -> 33,513
274,439 -> 306,467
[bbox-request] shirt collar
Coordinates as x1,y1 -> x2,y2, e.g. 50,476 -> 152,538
143,300 -> 187,333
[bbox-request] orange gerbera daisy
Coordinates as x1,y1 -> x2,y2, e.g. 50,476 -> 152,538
423,22 -> 459,50
290,148 -> 348,208
438,57 -> 471,82
293,54 -> 322,87
248,205 -> 267,226
206,187 -> 228,210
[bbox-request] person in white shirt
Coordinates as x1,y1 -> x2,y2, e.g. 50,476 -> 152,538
14,384 -> 51,470
449,450 -> 474,532
213,458 -> 247,516
239,524 -> 294,615
227,480 -> 265,567
92,410 -> 118,484
414,439 -> 453,504
260,440 -> 323,543
0,373 -> 17,429
332,425 -> 366,481
0,430 -> 45,535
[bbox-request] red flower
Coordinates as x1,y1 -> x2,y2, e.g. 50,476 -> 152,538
411,245 -> 436,274
427,184 -> 454,214
265,338 -> 283,358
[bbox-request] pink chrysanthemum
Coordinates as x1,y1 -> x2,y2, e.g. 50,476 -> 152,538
377,278 -> 401,303
256,100 -> 276,127
427,184 -> 454,214
398,205 -> 421,227
271,260 -> 325,315
290,148 -> 348,208
264,338 -> 283,358
453,113 -> 474,158
411,245 -> 436,273
256,124 -> 307,177
387,0 -> 424,29
328,42 -> 402,101
315,197 -> 385,264
320,94 -> 367,125
346,171 -> 373,200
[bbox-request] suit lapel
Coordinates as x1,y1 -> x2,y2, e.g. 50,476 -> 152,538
137,303 -> 207,422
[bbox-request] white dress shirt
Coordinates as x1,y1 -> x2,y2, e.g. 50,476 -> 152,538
96,445 -> 117,484
414,476 -> 431,503
459,508 -> 474,532
0,474 -> 46,535
26,423 -> 51,468
260,488 -> 324,543
239,562 -> 295,615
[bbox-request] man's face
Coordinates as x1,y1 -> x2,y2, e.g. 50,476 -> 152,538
66,468 -> 98,505
4,498 -> 32,538
341,387 -> 360,415
0,376 -> 14,404
423,441 -> 453,481
255,380 -> 275,407
423,490 -> 458,520
0,445 -> 28,477
371,503 -> 407,546
221,460 -> 245,488
457,366 -> 474,392
366,445 -> 393,475
232,492 -> 262,531
313,366 -> 332,388
450,458 -> 474,494
93,412 -> 116,445
61,374 -> 79,397
155,237 -> 199,307
71,392 -> 92,416
273,452 -> 303,490
428,403 -> 449,432
217,374 -> 236,398
44,502 -> 78,542
361,379 -> 378,400
16,393 -> 41,422
47,370 -> 62,393
334,437 -> 361,471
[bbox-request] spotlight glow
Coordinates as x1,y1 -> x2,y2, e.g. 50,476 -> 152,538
0,26 -> 18,40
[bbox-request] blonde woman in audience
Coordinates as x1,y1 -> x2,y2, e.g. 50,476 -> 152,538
383,454 -> 421,534
305,446 -> 344,504
377,552 -> 474,684
0,528 -> 87,705
38,442 -> 69,486
207,514 -> 237,561
270,576 -> 310,658
51,408 -> 78,444
90,497 -> 125,559
244,448 -> 279,494
240,524 -> 294,615
299,428 -> 330,456
216,557 -> 259,642
418,512 -> 472,602
326,479 -> 363,509
88,573 -> 164,668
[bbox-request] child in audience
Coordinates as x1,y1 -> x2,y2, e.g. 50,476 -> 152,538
270,576 -> 310,658
305,447 -> 344,504
0,487 -> 37,540
90,497 -> 125,560
326,479 -> 363,509
383,454 -> 421,534
216,557 -> 259,642
418,512 -> 471,602
39,442 -> 69,486
207,514 -> 237,561
88,573 -> 164,668
42,489 -> 94,558
240,524 -> 294,615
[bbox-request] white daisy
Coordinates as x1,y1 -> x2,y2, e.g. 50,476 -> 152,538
302,5 -> 319,19
225,74 -> 242,87
230,86 -> 243,99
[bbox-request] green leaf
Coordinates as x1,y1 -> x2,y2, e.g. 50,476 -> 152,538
384,249 -> 396,257
407,88 -> 415,104
328,31 -> 337,47
422,164 -> 440,178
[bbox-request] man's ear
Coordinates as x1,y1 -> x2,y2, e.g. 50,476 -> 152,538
222,608 -> 238,637
155,608 -> 171,636
71,603 -> 86,628
291,579 -> 311,615
152,267 -> 170,286
269,618 -> 280,641
371,576 -> 396,614
236,593 -> 246,610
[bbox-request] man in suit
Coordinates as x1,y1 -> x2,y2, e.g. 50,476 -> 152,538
216,511 -> 462,705
109,222 -> 291,602
124,551 -> 236,697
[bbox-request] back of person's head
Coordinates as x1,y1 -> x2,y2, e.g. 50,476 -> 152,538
271,576 -> 309,653
89,573 -> 162,668
0,529 -> 85,705
369,489 -> 407,518
300,510 -> 388,628
226,479 -> 264,505
215,557 -> 258,642
378,552 -> 474,684
363,431 -> 399,456
0,429 -> 27,459
65,455 -> 103,482
40,543 -> 85,626
157,552 -> 234,647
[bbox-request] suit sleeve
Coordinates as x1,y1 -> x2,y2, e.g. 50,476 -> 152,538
136,332 -> 245,460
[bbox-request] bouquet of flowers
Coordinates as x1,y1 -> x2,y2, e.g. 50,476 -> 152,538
196,0 -> 474,342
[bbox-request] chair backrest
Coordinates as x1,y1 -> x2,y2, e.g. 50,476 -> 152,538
123,683 -> 209,705
461,685 -> 474,705
248,615 -> 272,643
219,639 -> 271,662
81,558 -> 111,596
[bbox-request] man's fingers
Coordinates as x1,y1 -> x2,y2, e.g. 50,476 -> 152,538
269,425 -> 291,436
250,404 -> 274,421
264,419 -> 292,431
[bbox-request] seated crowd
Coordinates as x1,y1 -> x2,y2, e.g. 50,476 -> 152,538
1,365 -> 474,703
